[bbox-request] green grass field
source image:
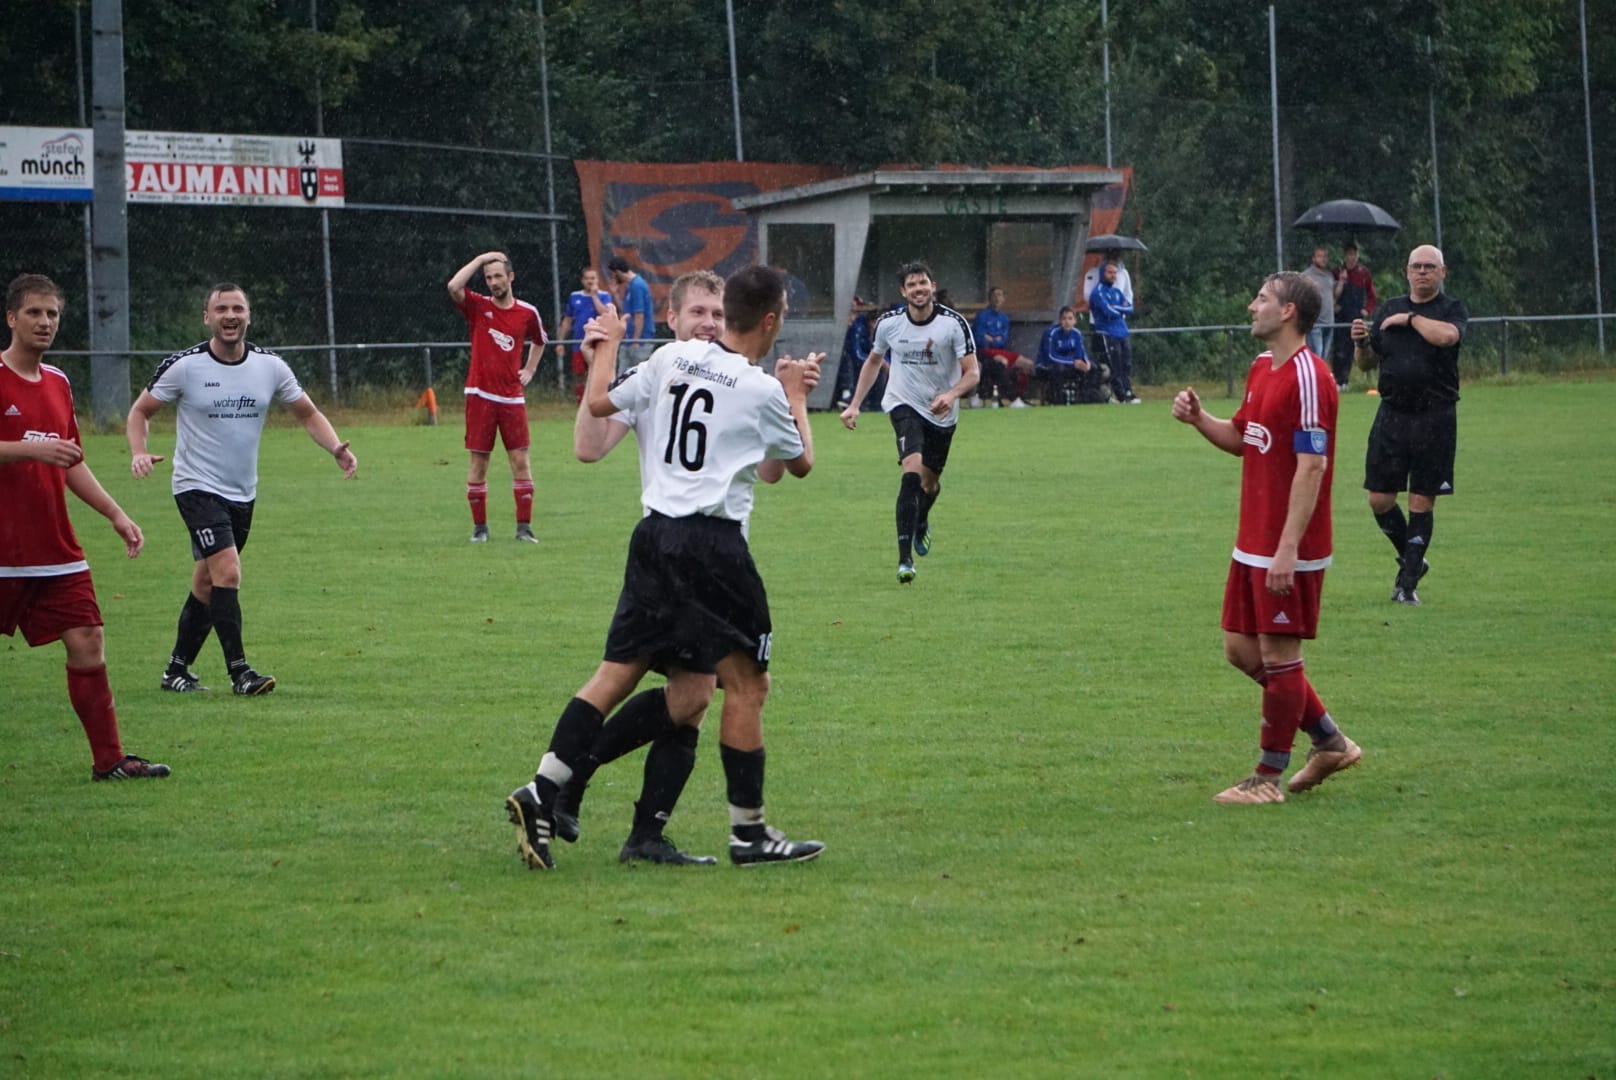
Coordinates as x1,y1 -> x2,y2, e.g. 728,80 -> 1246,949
5,379 -> 1614,1079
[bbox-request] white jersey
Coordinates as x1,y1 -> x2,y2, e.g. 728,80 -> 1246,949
145,342 -> 304,501
872,304 -> 976,427
607,339 -> 803,534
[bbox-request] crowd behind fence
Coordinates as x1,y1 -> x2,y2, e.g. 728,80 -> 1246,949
43,313 -> 1614,427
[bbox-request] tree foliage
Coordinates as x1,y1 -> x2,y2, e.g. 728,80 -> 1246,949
1,0 -> 1609,367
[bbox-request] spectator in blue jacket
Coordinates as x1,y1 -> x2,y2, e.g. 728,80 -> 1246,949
833,302 -> 881,411
972,287 -> 1033,407
1035,307 -> 1093,406
1089,261 -> 1141,404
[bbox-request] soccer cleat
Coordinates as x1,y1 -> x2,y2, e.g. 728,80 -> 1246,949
1212,773 -> 1286,805
505,784 -> 555,870
619,833 -> 718,866
552,780 -> 585,844
92,755 -> 172,781
914,524 -> 932,557
1391,586 -> 1422,606
1009,398 -> 1029,409
1124,395 -> 1143,405
1287,737 -> 1363,793
897,562 -> 916,584
728,826 -> 825,866
469,525 -> 489,543
159,669 -> 209,693
231,669 -> 276,696
515,524 -> 538,544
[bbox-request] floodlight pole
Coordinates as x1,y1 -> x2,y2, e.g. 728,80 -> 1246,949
90,0 -> 130,430
1102,0 -> 1112,168
537,0 -> 562,356
1426,35 -> 1442,250
312,0 -> 339,402
726,0 -> 744,161
1580,0 -> 1605,353
1268,6 -> 1282,272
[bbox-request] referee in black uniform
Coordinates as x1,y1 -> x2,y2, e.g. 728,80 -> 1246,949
1351,244 -> 1469,606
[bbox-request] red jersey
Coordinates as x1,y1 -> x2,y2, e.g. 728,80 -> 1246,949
0,362 -> 88,577
1229,346 -> 1337,570
458,290 -> 546,404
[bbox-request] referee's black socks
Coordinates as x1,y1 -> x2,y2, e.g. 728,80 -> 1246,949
1374,505 -> 1409,558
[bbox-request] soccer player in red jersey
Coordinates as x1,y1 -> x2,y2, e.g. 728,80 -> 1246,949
447,251 -> 547,543
0,274 -> 169,781
1172,271 -> 1362,804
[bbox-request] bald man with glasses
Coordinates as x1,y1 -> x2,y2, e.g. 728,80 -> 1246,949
1350,245 -> 1469,606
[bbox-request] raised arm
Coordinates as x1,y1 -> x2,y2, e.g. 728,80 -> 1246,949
583,308 -> 629,419
764,352 -> 821,481
448,251 -> 504,306
1172,387 -> 1244,456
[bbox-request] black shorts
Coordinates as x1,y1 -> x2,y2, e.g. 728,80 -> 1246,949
175,489 -> 255,560
1364,404 -> 1457,497
603,512 -> 772,675
888,404 -> 956,475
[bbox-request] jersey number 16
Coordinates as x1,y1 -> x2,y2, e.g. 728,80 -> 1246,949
664,383 -> 714,471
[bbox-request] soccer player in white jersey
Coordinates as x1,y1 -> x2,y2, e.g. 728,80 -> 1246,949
2,274 -> 169,781
839,260 -> 979,583
554,269 -> 729,865
507,265 -> 826,871
127,283 -> 358,697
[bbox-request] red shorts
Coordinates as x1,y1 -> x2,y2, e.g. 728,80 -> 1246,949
1220,561 -> 1323,639
570,349 -> 588,377
0,571 -> 103,647
464,394 -> 531,454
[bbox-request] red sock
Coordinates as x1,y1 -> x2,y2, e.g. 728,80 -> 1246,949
467,482 -> 488,526
513,480 -> 535,525
1301,677 -> 1328,727
1257,659 -> 1307,773
67,663 -> 123,772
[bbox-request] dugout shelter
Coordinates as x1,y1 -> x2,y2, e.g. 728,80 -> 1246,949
733,168 -> 1126,409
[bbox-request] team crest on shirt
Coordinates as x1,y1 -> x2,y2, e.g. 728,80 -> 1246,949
487,327 -> 516,351
1242,422 -> 1272,453
921,338 -> 936,364
22,428 -> 61,441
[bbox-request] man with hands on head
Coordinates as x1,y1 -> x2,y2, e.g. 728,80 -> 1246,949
447,250 -> 547,543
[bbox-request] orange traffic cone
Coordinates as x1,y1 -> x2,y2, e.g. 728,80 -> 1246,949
415,387 -> 439,425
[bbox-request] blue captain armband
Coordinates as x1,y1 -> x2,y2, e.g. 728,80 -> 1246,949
1294,428 -> 1329,454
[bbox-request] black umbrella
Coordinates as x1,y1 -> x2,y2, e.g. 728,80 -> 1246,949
1085,233 -> 1149,253
1292,199 -> 1400,233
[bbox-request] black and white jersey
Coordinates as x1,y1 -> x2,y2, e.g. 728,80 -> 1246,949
607,339 -> 803,534
872,304 -> 976,427
144,342 -> 304,501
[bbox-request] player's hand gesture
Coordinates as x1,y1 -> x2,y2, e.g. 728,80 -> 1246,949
583,306 -> 627,348
774,353 -> 822,404
111,513 -> 144,558
1172,387 -> 1202,424
333,441 -> 358,479
839,402 -> 860,430
482,251 -> 508,266
27,437 -> 83,469
129,451 -> 164,478
928,392 -> 955,418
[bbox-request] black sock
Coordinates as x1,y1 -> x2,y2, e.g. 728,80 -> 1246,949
1404,510 -> 1433,571
590,688 -> 675,768
209,587 -> 247,676
1374,505 -> 1408,559
168,592 -> 212,673
721,743 -> 767,841
918,481 -> 940,531
632,725 -> 700,838
896,472 -> 922,562
544,697 -> 606,774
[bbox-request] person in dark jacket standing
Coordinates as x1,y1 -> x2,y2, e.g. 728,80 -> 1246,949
1352,244 -> 1469,606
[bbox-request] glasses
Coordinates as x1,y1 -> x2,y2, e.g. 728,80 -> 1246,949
1407,262 -> 1442,272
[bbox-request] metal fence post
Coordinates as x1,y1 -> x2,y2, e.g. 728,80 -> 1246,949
1501,318 -> 1510,375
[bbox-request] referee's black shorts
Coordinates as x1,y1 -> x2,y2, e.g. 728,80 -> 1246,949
603,512 -> 772,674
1363,403 -> 1457,497
888,404 -> 956,474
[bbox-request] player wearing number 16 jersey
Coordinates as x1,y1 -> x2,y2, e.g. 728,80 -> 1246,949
506,265 -> 826,871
